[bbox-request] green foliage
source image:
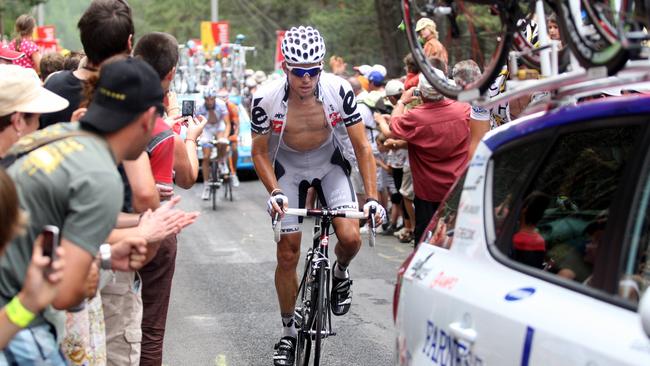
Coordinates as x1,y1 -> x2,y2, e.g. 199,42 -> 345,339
0,0 -> 47,38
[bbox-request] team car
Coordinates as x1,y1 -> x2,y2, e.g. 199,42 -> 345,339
394,95 -> 650,365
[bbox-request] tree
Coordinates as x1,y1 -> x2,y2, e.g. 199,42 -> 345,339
374,0 -> 409,77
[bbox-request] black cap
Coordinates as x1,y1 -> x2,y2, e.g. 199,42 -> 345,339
81,57 -> 164,133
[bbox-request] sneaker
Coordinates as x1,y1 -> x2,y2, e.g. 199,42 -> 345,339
393,227 -> 407,238
201,185 -> 210,200
273,336 -> 296,366
231,174 -> 240,187
381,225 -> 396,236
331,263 -> 352,316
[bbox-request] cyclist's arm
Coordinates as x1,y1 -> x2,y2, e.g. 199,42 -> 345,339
347,121 -> 378,200
123,152 -> 160,213
252,131 -> 279,194
172,134 -> 199,189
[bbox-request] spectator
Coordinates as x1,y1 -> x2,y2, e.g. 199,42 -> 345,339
40,52 -> 65,82
63,51 -> 85,71
376,68 -> 470,246
0,57 -> 159,365
347,77 -> 375,205
8,14 -> 40,75
329,55 -> 347,76
40,0 -> 134,129
452,59 -> 481,89
547,13 -> 563,49
133,31 -> 205,366
403,53 -> 420,91
512,192 -> 551,269
0,47 -> 24,65
415,18 -> 448,65
0,168 -> 65,350
353,64 -> 372,91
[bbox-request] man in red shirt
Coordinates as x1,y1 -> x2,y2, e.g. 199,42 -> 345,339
376,68 -> 470,245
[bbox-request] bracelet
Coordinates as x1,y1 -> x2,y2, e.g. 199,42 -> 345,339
6,296 -> 35,328
271,188 -> 284,196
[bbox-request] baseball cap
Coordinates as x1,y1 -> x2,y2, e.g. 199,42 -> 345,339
80,58 -> 164,133
415,18 -> 436,32
0,64 -> 69,116
0,47 -> 24,62
254,70 -> 267,84
418,70 -> 451,99
354,64 -> 372,77
367,71 -> 385,86
371,64 -> 387,77
385,79 -> 404,97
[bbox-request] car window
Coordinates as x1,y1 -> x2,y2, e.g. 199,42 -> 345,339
621,172 -> 650,305
492,126 -> 639,291
423,171 -> 467,248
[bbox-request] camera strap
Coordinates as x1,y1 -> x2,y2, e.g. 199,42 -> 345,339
1,131 -> 99,169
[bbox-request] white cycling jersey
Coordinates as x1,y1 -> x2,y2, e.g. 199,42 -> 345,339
250,72 -> 362,166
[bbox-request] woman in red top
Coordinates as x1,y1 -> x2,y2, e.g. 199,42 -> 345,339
8,15 -> 41,75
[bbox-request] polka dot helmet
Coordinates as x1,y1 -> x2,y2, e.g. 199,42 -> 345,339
281,26 -> 326,65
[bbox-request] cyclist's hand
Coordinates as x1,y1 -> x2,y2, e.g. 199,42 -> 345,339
267,192 -> 288,218
363,199 -> 386,227
19,235 -> 65,313
110,237 -> 148,271
186,115 -> 208,141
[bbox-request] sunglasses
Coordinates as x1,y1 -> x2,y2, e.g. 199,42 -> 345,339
286,64 -> 322,78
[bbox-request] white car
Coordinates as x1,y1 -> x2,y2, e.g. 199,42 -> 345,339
394,96 -> 650,365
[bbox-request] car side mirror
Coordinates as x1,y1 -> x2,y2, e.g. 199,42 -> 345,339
640,290 -> 650,338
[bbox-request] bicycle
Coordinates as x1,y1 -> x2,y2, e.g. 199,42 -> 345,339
205,139 -> 232,210
271,202 -> 376,366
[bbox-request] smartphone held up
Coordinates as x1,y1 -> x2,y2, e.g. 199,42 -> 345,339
41,225 -> 59,276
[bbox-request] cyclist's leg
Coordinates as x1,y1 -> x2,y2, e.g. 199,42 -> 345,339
215,122 -> 229,166
199,124 -> 217,181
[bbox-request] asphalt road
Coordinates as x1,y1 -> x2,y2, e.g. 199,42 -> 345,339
162,177 -> 412,366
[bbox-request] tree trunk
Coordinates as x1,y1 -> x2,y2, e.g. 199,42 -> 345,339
374,0 -> 409,78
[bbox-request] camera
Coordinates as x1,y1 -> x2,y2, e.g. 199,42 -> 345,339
41,225 -> 59,276
413,89 -> 421,97
181,100 -> 195,117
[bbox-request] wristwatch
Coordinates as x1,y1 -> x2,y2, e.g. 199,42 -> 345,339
99,243 -> 112,270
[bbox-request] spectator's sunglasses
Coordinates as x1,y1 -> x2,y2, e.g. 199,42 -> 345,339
286,64 -> 322,78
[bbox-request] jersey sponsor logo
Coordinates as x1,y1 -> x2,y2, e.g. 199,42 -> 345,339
504,287 -> 536,301
423,319 -> 484,365
251,97 -> 270,134
272,120 -> 283,133
330,112 -> 343,127
339,86 -> 357,115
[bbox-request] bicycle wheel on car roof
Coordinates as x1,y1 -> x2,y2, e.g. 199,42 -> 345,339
402,0 -> 516,101
555,0 -> 630,75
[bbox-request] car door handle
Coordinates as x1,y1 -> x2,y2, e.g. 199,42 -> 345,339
449,322 -> 478,344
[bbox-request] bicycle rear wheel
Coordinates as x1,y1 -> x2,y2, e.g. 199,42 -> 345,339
555,0 -> 629,75
402,0 -> 516,101
211,160 -> 218,210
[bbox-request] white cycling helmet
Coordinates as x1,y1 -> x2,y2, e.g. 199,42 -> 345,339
281,26 -> 326,65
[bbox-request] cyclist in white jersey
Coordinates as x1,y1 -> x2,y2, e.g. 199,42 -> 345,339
251,26 -> 386,366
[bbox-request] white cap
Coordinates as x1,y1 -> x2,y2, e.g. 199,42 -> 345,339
254,70 -> 267,84
245,77 -> 257,88
355,64 -> 372,77
371,64 -> 387,77
385,79 -> 404,97
0,65 -> 69,116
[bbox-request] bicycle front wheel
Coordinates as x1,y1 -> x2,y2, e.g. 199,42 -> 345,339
312,262 -> 328,365
402,0 -> 515,101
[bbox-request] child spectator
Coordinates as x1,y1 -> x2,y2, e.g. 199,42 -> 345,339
8,15 -> 40,75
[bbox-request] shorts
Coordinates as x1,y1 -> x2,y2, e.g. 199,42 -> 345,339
0,324 -> 67,365
275,135 -> 357,233
399,165 -> 415,201
199,122 -> 226,147
350,166 -> 365,196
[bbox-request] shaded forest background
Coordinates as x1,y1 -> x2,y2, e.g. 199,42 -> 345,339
1,0 -> 409,75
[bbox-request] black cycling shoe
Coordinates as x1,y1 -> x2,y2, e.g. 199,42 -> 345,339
273,336 -> 296,366
331,264 -> 353,316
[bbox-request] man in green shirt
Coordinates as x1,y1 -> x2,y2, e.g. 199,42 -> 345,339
0,57 -> 163,364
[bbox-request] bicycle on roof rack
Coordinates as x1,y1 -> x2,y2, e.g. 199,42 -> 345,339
401,0 -> 650,101
271,199 -> 376,366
